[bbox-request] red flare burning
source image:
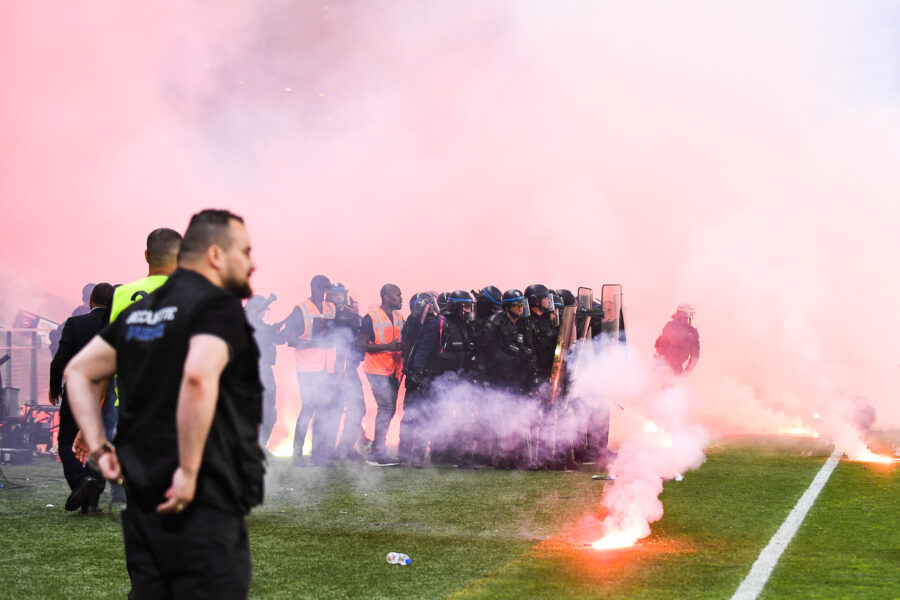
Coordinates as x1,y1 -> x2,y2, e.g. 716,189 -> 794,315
589,531 -> 640,550
846,448 -> 897,464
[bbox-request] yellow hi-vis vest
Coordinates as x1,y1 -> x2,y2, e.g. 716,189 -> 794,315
109,274 -> 169,406
109,275 -> 168,323
363,307 -> 405,377
294,299 -> 336,372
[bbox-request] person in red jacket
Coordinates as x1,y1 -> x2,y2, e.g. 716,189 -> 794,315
654,303 -> 700,376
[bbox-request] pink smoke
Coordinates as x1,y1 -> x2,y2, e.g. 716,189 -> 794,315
2,3 -> 899,451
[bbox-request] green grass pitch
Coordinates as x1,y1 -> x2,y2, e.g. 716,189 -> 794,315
0,435 -> 896,599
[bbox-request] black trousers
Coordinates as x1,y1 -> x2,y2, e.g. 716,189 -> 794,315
259,363 -> 277,449
334,371 -> 366,456
398,387 -> 431,462
121,503 -> 250,600
58,398 -> 105,501
294,371 -> 334,460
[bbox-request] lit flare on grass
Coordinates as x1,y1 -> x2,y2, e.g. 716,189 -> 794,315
846,448 -> 896,464
641,420 -> 673,447
590,529 -> 640,550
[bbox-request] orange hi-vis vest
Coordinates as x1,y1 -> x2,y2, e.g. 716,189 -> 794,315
294,299 -> 336,372
363,307 -> 405,377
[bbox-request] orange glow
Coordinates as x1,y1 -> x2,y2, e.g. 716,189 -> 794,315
641,420 -> 673,447
590,532 -> 639,550
778,427 -> 820,438
270,438 -> 296,457
846,448 -> 897,464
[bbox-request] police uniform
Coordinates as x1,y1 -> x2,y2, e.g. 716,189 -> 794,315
326,305 -> 366,460
525,310 -> 560,467
434,310 -> 479,467
478,312 -> 534,393
100,268 -> 264,599
477,311 -> 535,468
399,312 -> 441,465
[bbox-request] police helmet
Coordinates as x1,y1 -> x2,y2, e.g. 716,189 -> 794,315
675,303 -> 695,323
479,286 -> 502,306
555,288 -> 576,307
501,289 -> 529,317
551,293 -> 564,310
409,292 -> 423,312
447,290 -> 475,320
410,291 -> 438,317
524,284 -> 552,310
325,282 -> 348,306
436,292 -> 450,313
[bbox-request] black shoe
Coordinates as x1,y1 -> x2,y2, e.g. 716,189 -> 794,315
457,458 -> 477,470
366,454 -> 399,467
65,477 -> 97,512
81,504 -> 103,515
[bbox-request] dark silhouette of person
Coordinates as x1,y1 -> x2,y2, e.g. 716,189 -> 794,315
245,294 -> 286,450
49,282 -> 114,514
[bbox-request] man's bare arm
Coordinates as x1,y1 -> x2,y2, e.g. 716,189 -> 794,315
157,334 -> 229,513
65,336 -> 118,454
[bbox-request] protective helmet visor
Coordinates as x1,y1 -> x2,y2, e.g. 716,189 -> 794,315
504,295 -> 530,318
448,298 -> 475,321
325,288 -> 347,307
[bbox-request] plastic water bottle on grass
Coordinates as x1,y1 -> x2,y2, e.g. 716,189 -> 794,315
386,552 -> 411,565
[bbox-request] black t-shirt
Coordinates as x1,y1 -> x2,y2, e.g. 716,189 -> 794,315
100,268 -> 264,514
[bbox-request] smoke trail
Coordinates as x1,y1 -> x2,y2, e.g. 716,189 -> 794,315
3,2 -> 899,495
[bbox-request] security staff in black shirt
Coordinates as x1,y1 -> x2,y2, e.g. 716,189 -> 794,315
65,209 -> 263,600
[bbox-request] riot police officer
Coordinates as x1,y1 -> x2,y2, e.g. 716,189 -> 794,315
524,284 -> 560,468
524,284 -> 559,383
477,289 -> 535,468
432,290 -> 479,468
472,285 -> 503,338
324,283 -> 367,462
399,294 -> 441,467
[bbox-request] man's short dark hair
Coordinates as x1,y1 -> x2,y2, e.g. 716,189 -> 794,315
178,209 -> 244,263
146,228 -> 183,267
380,284 -> 400,299
90,283 -> 115,308
310,275 -> 331,293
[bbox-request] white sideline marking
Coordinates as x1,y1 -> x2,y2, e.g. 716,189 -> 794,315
730,449 -> 842,600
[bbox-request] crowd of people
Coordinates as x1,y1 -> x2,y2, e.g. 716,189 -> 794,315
47,209 -> 700,599
252,279 -> 638,471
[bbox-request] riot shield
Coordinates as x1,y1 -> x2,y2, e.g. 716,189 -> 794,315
549,305 -> 577,405
576,287 -> 593,311
600,284 -> 624,342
